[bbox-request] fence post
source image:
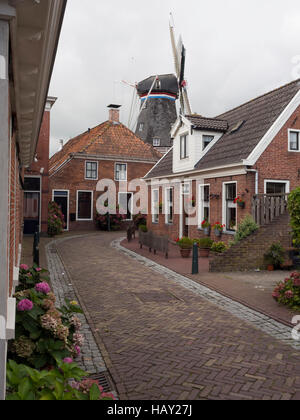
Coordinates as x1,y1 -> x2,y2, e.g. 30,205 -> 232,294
192,242 -> 199,275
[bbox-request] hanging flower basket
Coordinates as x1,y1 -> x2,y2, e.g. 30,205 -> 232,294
212,222 -> 225,237
201,220 -> 211,236
234,196 -> 245,209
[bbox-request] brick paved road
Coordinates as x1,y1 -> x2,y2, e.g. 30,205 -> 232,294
57,233 -> 300,400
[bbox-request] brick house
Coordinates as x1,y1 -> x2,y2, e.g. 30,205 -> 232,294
49,106 -> 161,231
24,97 -> 57,235
145,79 -> 300,252
0,0 -> 66,399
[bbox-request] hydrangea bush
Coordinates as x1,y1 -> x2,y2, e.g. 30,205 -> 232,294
48,201 -> 65,237
272,272 -> 300,311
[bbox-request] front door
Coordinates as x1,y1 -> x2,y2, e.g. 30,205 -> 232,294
23,177 -> 41,234
53,190 -> 69,231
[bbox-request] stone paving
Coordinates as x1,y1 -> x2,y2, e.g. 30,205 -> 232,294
46,237 -> 107,375
54,232 -> 300,400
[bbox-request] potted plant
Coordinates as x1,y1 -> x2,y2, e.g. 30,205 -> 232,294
201,220 -> 211,236
197,237 -> 214,258
234,196 -> 245,209
264,242 -> 285,271
176,237 -> 193,258
212,222 -> 225,238
211,241 -> 228,254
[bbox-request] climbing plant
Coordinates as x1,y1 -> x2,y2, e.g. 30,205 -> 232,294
287,187 -> 300,247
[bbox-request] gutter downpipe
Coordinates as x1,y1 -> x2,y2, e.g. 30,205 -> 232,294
247,168 -> 259,195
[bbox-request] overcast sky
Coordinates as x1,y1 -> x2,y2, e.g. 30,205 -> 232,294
49,0 -> 300,156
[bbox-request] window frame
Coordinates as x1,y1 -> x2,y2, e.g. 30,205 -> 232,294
165,187 -> 174,225
153,138 -> 161,147
114,162 -> 127,181
180,134 -> 189,160
52,189 -> 70,231
152,188 -> 159,224
85,161 -> 98,180
264,179 -> 290,195
198,184 -> 210,228
76,190 -> 93,221
288,129 -> 300,152
222,182 -> 237,234
202,135 -> 215,151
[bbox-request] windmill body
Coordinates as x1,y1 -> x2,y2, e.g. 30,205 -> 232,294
135,74 -> 179,154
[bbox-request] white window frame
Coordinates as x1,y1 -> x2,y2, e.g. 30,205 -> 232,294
180,134 -> 189,160
264,179 -> 290,194
165,187 -> 174,225
85,161 -> 98,180
222,181 -> 237,234
52,189 -> 70,231
198,184 -> 210,228
115,162 -> 127,181
288,129 -> 300,152
76,190 -> 93,221
118,192 -> 133,221
153,138 -> 161,147
202,135 -> 215,151
152,188 -> 159,224
138,123 -> 144,132
182,182 -> 191,195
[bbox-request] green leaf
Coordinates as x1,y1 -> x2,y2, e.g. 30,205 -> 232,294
89,383 -> 101,401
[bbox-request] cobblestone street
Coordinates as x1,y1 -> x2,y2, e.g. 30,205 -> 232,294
52,232 -> 300,400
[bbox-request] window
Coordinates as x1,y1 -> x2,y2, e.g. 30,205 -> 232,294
115,163 -> 127,181
153,138 -> 161,147
265,182 -> 287,195
289,130 -> 300,151
119,192 -> 133,220
85,161 -> 98,180
77,191 -> 93,221
165,188 -> 174,224
138,123 -> 144,132
182,183 -> 190,195
203,135 -> 214,150
224,183 -> 237,232
152,189 -> 159,223
199,185 -> 210,224
180,135 -> 188,159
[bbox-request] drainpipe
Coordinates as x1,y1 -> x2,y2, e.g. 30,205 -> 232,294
247,169 -> 259,195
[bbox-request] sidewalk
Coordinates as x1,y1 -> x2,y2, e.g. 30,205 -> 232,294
121,238 -> 300,327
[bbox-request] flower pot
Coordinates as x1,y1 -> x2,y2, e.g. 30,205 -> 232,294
180,248 -> 192,258
267,264 -> 274,271
214,229 -> 222,238
203,227 -> 211,236
238,202 -> 245,209
199,248 -> 210,258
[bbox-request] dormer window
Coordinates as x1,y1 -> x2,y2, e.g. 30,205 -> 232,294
153,138 -> 160,147
180,135 -> 189,159
203,135 -> 214,150
289,130 -> 300,151
138,123 -> 144,132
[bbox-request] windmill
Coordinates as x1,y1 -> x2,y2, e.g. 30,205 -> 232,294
169,15 -> 192,116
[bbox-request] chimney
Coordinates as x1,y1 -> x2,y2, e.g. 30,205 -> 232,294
108,104 -> 121,124
59,139 -> 64,151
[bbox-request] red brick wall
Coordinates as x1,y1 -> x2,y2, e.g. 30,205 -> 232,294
49,158 -> 155,230
255,104 -> 300,192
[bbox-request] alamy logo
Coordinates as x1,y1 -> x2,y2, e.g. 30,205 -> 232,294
291,316 -> 300,341
0,315 -> 6,340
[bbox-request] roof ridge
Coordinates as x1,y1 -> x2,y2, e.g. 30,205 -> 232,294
216,78 -> 300,118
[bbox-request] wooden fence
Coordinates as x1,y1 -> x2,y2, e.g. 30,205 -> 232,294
139,230 -> 169,259
251,193 -> 289,226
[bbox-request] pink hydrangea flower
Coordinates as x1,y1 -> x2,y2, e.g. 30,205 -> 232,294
285,290 -> 294,299
35,268 -> 42,272
17,299 -> 34,312
35,282 -> 51,294
293,278 -> 300,287
20,264 -> 29,271
272,291 -> 280,300
74,345 -> 81,356
63,358 -> 73,364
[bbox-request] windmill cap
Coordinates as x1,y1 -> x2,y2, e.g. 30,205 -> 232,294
137,74 -> 179,96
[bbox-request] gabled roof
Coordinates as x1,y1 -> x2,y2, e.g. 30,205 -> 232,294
50,121 -> 161,176
145,78 -> 300,179
196,78 -> 300,170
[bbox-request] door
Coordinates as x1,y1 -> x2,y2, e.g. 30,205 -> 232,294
53,190 -> 69,231
23,177 -> 41,234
